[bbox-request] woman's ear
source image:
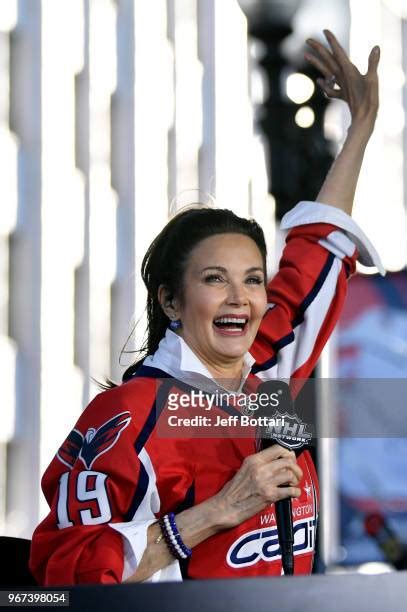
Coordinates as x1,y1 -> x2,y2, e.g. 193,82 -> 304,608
157,284 -> 181,319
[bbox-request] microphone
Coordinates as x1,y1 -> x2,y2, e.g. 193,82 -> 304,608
254,380 -> 311,576
364,512 -> 407,570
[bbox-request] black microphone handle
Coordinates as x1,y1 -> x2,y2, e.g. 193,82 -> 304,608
255,380 -> 304,576
260,436 -> 295,575
275,498 -> 294,575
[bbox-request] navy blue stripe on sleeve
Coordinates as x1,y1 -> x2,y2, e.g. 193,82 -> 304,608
124,459 -> 150,521
252,252 -> 335,375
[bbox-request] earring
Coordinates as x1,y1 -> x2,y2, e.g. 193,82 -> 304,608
169,318 -> 182,331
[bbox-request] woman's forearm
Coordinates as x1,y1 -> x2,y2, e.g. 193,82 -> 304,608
305,31 -> 379,216
316,121 -> 373,216
124,497 -> 223,583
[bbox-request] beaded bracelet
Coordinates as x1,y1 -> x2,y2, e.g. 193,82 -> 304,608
158,512 -> 192,561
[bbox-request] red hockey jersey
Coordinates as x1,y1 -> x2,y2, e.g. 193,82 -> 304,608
29,201 -> 383,585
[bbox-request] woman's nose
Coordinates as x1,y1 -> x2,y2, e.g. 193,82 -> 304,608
226,282 -> 248,305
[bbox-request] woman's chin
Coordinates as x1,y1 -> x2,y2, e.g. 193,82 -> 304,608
212,336 -> 252,358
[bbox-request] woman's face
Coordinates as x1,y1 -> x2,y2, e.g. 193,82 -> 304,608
174,233 -> 268,374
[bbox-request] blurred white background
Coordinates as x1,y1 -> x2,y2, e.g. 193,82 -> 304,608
0,1 -> 405,570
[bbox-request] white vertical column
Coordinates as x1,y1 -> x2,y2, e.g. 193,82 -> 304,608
198,0 -> 215,199
87,0 -> 118,396
316,349 -> 341,569
0,0 -> 17,535
7,0 -> 42,537
39,0 -> 85,517
199,0 -> 252,215
403,17 -> 407,226
248,46 -> 275,268
110,0 -> 136,383
132,1 -> 173,353
167,0 -> 202,200
350,0 -> 406,271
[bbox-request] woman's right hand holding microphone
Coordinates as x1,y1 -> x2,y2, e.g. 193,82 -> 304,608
211,445 -> 303,529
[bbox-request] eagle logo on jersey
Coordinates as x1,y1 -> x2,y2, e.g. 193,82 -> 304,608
56,412 -> 131,470
57,429 -> 83,468
79,412 -> 131,469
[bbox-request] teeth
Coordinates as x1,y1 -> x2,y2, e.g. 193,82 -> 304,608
214,317 -> 247,324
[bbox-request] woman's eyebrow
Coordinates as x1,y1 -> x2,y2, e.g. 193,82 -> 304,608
200,266 -> 264,273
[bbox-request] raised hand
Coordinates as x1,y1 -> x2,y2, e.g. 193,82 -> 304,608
304,29 -> 380,132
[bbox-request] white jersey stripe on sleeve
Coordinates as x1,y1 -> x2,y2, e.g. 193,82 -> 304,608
136,448 -> 160,519
110,447 -> 183,582
253,257 -> 342,380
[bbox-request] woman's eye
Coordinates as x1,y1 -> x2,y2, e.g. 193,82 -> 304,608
204,274 -> 264,284
204,274 -> 224,283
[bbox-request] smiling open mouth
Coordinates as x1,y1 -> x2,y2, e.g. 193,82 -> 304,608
213,316 -> 249,332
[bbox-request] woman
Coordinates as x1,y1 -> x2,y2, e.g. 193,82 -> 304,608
30,31 -> 383,584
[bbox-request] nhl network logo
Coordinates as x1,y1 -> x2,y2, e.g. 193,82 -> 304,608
265,411 -> 312,450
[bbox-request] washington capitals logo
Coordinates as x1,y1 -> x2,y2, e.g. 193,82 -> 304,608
57,412 -> 131,469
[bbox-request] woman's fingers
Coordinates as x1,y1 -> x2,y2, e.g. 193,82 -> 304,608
304,50 -> 333,79
273,486 -> 302,502
215,448 -> 305,528
367,45 -> 380,77
306,38 -> 340,76
272,467 -> 301,488
323,29 -> 352,70
244,448 -> 303,490
316,78 -> 343,100
253,457 -> 303,498
258,456 -> 303,485
256,444 -> 296,463
304,44 -> 344,100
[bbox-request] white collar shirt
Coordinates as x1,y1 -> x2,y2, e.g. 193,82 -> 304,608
143,328 -> 256,394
